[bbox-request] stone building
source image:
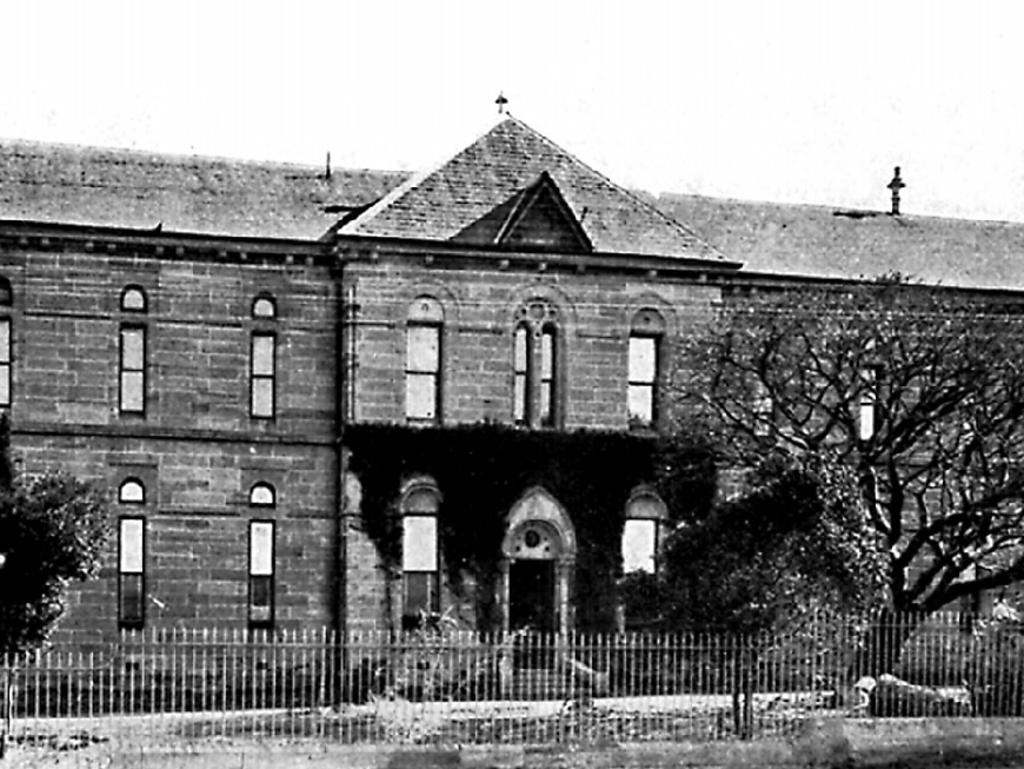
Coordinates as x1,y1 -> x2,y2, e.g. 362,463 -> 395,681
2,117 -> 1023,647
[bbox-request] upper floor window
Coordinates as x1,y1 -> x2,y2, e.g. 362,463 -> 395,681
859,367 -> 879,440
401,482 -> 441,629
249,482 -> 276,507
0,317 -> 10,409
628,309 -> 666,429
512,300 -> 563,428
250,333 -> 276,418
405,297 -> 443,424
0,277 -> 12,307
119,326 -> 146,414
120,286 -> 147,313
252,295 -> 276,320
513,324 -> 531,425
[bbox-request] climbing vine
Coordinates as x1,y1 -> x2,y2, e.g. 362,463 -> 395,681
344,422 -> 716,631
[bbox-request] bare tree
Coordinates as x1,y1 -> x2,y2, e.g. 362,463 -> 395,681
675,280 -> 1024,630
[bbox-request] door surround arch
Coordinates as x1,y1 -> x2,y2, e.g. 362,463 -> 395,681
499,486 -> 576,633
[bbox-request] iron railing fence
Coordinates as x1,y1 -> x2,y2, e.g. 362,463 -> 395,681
2,612 -> 1023,750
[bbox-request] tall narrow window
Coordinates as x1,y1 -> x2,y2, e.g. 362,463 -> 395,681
401,485 -> 440,630
248,521 -> 275,629
0,318 -> 10,408
859,367 -> 878,440
119,326 -> 146,414
118,516 -> 145,628
627,336 -> 658,427
628,309 -> 665,429
251,333 -> 276,418
513,324 -> 530,425
539,325 -> 557,427
0,279 -> 11,409
405,297 -> 443,423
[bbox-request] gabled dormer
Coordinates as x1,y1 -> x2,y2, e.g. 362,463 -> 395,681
452,171 -> 592,253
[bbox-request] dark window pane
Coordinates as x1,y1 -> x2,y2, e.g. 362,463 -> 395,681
402,572 -> 439,627
250,575 -> 273,625
120,574 -> 144,627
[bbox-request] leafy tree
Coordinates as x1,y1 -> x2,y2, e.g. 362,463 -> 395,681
656,452 -> 885,735
661,452 -> 886,635
0,417 -> 109,654
674,280 -> 1024,667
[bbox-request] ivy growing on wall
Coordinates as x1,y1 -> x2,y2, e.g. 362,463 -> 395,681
344,422 -> 716,631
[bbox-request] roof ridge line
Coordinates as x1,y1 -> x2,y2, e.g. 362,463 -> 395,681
0,136 -> 405,177
506,116 -> 723,259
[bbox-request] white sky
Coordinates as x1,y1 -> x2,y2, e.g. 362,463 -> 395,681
2,0 -> 1023,222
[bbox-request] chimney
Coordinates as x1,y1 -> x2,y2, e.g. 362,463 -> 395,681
887,166 -> 905,216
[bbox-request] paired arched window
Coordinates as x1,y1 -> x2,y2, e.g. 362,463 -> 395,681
628,309 -> 666,428
512,300 -> 562,427
406,297 -> 444,423
401,481 -> 441,629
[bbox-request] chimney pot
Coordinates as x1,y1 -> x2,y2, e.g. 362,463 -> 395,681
887,166 -> 906,216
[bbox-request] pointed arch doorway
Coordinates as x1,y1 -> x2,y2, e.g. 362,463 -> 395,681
499,487 -> 576,634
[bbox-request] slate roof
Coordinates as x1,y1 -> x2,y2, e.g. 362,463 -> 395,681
658,193 -> 1024,291
341,118 -> 722,260
0,139 -> 405,240
4,130 -> 1024,292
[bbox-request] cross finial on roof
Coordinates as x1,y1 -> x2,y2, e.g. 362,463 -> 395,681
495,92 -> 508,115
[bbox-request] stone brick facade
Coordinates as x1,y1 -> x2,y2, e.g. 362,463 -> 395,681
0,235 -> 344,648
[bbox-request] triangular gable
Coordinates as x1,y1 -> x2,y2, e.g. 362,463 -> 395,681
339,117 -> 722,260
452,171 -> 593,253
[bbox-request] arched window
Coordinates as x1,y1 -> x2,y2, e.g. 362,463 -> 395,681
513,324 -> 531,424
118,516 -> 146,628
628,309 -> 666,429
401,481 -> 441,629
120,286 -> 147,313
249,482 -> 276,507
248,520 -> 275,629
405,297 -> 444,424
119,478 -> 145,504
0,279 -> 11,408
539,324 -> 558,427
252,295 -> 276,319
622,490 -> 667,575
119,286 -> 148,416
512,299 -> 562,428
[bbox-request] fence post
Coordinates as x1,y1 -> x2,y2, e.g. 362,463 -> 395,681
1,659 -> 11,759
